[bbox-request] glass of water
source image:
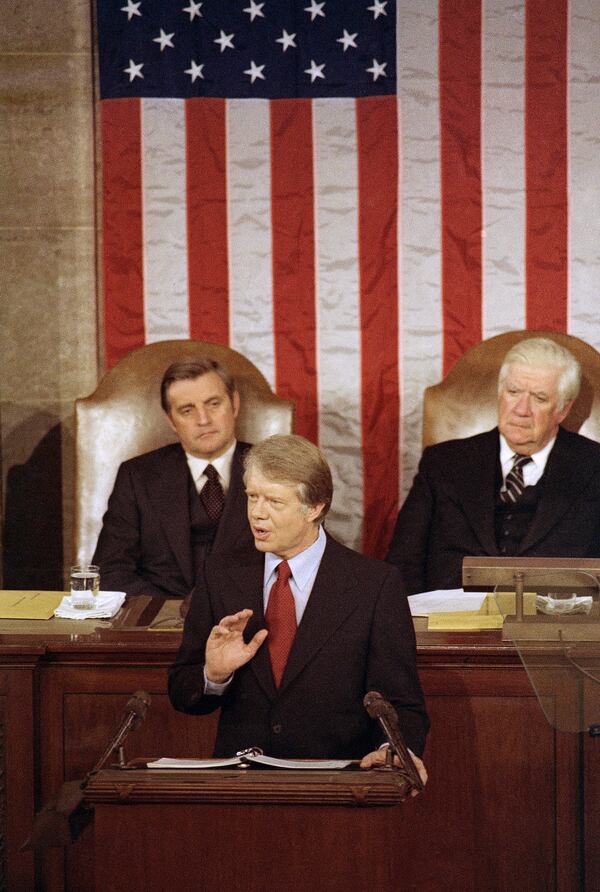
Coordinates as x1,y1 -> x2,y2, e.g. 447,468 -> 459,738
70,564 -> 100,610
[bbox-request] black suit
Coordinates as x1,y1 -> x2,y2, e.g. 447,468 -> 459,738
168,536 -> 429,759
93,441 -> 252,598
386,427 -> 600,594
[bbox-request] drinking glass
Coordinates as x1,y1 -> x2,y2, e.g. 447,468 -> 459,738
70,564 -> 100,610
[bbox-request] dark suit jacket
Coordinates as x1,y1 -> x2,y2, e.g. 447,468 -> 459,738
168,536 -> 429,759
386,427 -> 600,594
93,441 -> 252,598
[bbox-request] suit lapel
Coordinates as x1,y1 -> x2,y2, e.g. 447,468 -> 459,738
213,443 -> 250,552
222,555 -> 276,700
278,538 -> 363,693
450,430 -> 500,556
148,446 -> 194,589
519,428 -> 591,552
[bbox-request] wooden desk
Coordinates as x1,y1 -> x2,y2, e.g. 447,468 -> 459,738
85,767 -> 409,892
1,599 -> 596,891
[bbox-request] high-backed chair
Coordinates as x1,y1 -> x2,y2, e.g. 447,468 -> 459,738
74,340 -> 294,564
422,330 -> 600,449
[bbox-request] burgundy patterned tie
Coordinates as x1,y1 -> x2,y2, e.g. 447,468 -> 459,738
265,561 -> 297,688
500,454 -> 533,504
200,464 -> 225,521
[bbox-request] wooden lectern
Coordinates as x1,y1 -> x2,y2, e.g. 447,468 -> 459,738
84,767 -> 410,891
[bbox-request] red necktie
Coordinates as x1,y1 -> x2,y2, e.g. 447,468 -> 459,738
265,560 -> 297,688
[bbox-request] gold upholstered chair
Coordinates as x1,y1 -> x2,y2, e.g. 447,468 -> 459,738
422,330 -> 600,449
74,340 -> 294,564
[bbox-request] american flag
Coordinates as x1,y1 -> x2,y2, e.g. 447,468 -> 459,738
96,0 -> 600,557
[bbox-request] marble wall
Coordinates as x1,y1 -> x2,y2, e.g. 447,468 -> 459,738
0,1 -> 99,588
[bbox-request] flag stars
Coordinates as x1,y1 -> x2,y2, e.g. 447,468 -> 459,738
337,29 -> 358,51
153,29 -> 175,51
120,0 -> 141,21
214,30 -> 235,52
304,1 -> 325,22
124,59 -> 144,81
244,60 -> 266,83
367,1 -> 388,19
182,1 -> 202,19
276,29 -> 297,51
185,60 -> 204,82
305,59 -> 325,82
243,1 -> 265,21
366,58 -> 387,80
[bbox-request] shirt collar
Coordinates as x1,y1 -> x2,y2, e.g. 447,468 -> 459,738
264,524 -> 327,591
185,439 -> 236,488
499,432 -> 556,473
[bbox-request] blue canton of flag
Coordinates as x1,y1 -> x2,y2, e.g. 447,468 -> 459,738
97,0 -> 396,99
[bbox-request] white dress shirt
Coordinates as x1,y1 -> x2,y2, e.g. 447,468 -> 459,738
185,439 -> 236,494
499,433 -> 556,488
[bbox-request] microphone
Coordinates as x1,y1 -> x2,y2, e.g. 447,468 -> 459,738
363,691 -> 424,791
89,690 -> 151,775
23,691 -> 151,850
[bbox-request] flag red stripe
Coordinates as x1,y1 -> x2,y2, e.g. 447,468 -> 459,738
101,99 -> 145,367
525,0 -> 568,332
186,98 -> 230,345
270,100 -> 318,442
357,96 -> 399,558
439,0 -> 483,374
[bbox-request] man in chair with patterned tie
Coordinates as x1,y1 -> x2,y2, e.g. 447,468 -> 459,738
386,337 -> 600,594
169,435 -> 429,779
93,358 -> 253,599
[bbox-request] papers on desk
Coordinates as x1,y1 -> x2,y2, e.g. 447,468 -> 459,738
408,589 -> 488,616
0,591 -> 64,620
409,589 -> 513,631
147,754 -> 353,770
54,591 -> 126,620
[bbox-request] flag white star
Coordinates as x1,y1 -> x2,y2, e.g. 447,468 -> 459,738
153,29 -> 175,51
304,1 -> 325,22
124,59 -> 144,81
244,60 -> 266,83
214,30 -> 235,52
182,1 -> 202,19
120,1 -> 141,21
337,29 -> 358,51
366,58 -> 387,80
304,59 -> 325,82
185,60 -> 204,82
367,1 -> 387,19
243,1 -> 265,21
276,29 -> 297,51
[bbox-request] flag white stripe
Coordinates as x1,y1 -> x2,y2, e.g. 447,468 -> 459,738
481,0 -> 526,338
313,98 -> 363,550
397,0 -> 443,500
141,99 -> 190,341
568,0 -> 600,348
227,99 -> 276,388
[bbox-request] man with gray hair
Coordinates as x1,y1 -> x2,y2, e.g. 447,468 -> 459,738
169,434 -> 429,778
386,336 -> 600,594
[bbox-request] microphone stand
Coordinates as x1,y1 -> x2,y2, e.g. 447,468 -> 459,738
363,691 -> 424,792
22,691 -> 151,850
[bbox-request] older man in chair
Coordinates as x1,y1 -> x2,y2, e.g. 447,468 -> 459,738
386,337 -> 600,594
169,435 -> 428,781
93,358 -> 253,599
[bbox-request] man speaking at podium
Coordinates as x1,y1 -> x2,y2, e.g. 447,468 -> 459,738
169,435 -> 428,781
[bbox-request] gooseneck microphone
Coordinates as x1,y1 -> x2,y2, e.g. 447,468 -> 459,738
89,690 -> 151,776
363,691 -> 424,791
23,691 -> 151,850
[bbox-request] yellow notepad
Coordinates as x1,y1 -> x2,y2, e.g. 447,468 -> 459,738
428,611 -> 504,631
0,591 -> 65,620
